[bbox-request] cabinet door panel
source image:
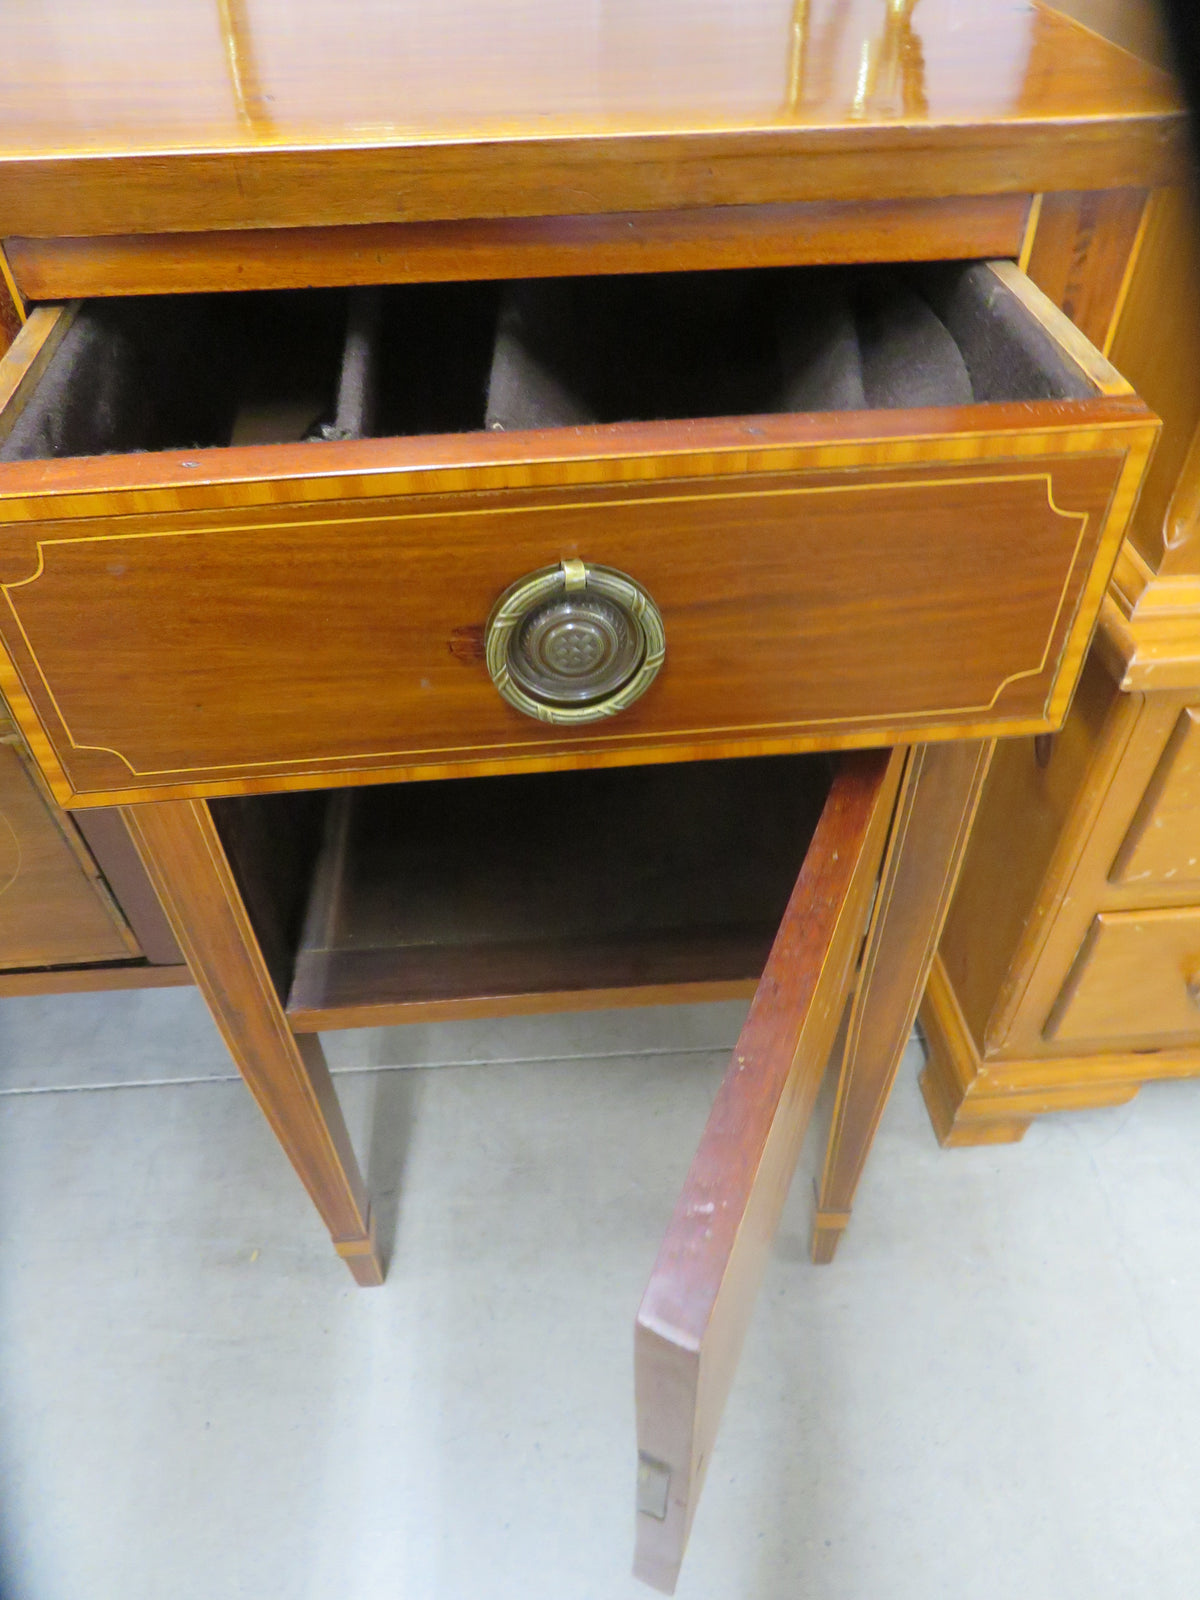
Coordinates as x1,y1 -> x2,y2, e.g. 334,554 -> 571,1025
633,746 -> 902,1590
0,739 -> 134,967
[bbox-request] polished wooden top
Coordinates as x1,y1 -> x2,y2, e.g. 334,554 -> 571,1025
0,0 -> 1186,238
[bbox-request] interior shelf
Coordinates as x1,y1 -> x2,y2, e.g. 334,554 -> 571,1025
285,755 -> 833,1030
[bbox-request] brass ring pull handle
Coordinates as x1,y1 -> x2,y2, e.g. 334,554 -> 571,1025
485,559 -> 666,725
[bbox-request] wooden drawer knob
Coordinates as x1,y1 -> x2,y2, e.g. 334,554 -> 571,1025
485,560 -> 665,724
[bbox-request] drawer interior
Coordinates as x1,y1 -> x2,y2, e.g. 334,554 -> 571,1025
238,754 -> 835,1029
0,262 -> 1096,464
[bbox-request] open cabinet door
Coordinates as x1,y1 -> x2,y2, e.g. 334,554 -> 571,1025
633,746 -> 905,1590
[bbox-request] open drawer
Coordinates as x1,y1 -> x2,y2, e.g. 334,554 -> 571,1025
250,744 -> 902,1588
0,260 -> 1157,809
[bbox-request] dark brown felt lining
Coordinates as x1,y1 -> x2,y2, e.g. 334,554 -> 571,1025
0,264 -> 1093,465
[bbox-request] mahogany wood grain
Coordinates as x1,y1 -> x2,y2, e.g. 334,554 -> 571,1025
121,797 -> 382,1286
0,2 -> 1183,238
292,979 -> 759,1033
1023,187 -> 1151,350
209,792 -> 326,1002
293,944 -> 768,1033
0,738 -> 137,968
811,739 -> 993,1262
0,309 -> 19,361
634,747 -> 902,1592
0,961 -> 190,998
4,196 -> 1030,302
73,808 -> 183,965
1,714 -> 144,951
0,402 -> 1155,809
0,303 -> 76,446
0,248 -> 21,355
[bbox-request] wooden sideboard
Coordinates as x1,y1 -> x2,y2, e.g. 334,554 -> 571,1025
922,178 -> 1200,1142
0,1 -> 1185,1586
917,9 -> 1200,1145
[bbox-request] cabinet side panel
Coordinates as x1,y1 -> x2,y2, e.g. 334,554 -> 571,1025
1105,188 -> 1200,577
937,653 -> 1124,1047
73,808 -> 183,965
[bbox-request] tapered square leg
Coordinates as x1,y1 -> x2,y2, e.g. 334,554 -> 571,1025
123,798 -> 383,1286
811,740 -> 995,1262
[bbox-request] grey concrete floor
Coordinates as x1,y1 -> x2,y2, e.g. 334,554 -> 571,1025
1,988 -> 1199,1600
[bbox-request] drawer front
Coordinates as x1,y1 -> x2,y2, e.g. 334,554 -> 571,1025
1111,706 -> 1200,891
1046,906 -> 1200,1049
0,736 -> 135,967
0,264 -> 1157,806
0,430 -> 1149,807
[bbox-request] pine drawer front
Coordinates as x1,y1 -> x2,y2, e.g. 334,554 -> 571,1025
1047,906 -> 1200,1050
1111,706 -> 1200,893
0,738 -> 135,967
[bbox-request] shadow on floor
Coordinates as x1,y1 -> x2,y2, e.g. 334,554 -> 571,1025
364,1067 -> 421,1271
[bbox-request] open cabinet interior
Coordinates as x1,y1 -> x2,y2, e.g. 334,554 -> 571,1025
212,755 -> 837,1030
